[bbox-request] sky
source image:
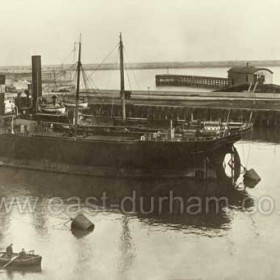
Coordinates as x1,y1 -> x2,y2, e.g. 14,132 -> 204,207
1,0 -> 280,65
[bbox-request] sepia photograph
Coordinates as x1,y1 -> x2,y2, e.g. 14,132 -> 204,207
0,0 -> 279,279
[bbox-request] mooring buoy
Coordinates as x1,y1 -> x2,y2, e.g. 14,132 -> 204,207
71,214 -> 94,231
244,168 -> 261,188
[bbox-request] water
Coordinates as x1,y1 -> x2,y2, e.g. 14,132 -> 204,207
3,67 -> 280,279
86,66 -> 280,91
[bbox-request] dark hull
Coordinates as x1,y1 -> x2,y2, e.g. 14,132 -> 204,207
0,131 -> 243,177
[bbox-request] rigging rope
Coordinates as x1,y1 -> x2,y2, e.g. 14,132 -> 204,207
81,68 -> 89,92
80,65 -> 99,92
70,70 -> 78,92
125,66 -> 132,91
243,86 -> 256,169
110,51 -> 121,117
87,43 -> 119,80
51,43 -> 79,79
123,47 -> 141,90
62,62 -> 78,73
60,44 -> 77,66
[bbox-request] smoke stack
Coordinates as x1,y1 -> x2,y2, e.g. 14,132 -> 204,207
31,56 -> 42,111
0,75 -> 5,115
0,93 -> 4,115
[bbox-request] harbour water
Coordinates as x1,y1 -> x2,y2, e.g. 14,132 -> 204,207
86,66 -> 280,92
1,67 -> 280,279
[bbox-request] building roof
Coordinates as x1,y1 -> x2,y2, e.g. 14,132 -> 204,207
228,66 -> 273,74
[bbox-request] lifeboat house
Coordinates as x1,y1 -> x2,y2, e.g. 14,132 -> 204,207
228,66 -> 273,88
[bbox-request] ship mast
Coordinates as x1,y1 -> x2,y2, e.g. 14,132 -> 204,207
119,33 -> 126,122
74,34 -> 82,137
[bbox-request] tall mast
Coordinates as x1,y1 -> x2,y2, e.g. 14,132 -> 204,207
119,33 -> 126,122
74,34 -> 82,137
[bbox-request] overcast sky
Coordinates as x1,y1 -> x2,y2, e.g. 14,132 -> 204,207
1,0 -> 280,65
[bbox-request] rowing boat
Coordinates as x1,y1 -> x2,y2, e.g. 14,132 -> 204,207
0,252 -> 42,267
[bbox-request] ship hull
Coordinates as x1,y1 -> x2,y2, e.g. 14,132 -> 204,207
0,133 -> 241,177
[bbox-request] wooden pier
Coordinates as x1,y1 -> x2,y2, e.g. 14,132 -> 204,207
155,74 -> 229,89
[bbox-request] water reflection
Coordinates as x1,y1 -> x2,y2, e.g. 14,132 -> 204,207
118,216 -> 135,275
132,179 -> 254,232
0,144 -> 256,278
5,265 -> 42,279
0,145 -> 254,228
31,199 -> 49,236
71,226 -> 94,239
244,127 -> 280,143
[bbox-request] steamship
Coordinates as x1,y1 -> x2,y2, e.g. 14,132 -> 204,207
0,35 -> 252,177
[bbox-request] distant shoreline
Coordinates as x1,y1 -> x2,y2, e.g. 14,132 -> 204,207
89,60 -> 280,70
1,60 -> 280,73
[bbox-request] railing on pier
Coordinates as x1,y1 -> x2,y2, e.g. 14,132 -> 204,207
155,74 -> 229,89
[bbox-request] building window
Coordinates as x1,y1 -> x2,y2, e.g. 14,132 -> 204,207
232,79 -> 234,86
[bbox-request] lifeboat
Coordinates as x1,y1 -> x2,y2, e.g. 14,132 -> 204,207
41,104 -> 66,114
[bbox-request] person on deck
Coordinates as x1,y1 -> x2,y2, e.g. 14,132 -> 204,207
19,248 -> 26,259
6,244 -> 13,259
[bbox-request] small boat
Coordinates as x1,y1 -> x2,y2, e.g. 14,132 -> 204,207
41,104 -> 66,114
64,100 -> 88,108
0,252 -> 42,267
38,95 -> 66,114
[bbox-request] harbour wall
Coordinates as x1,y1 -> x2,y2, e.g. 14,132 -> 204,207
81,89 -> 280,127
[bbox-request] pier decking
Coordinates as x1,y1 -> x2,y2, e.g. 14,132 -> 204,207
155,74 -> 229,89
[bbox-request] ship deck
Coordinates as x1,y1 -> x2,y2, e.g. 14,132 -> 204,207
0,131 -> 141,142
84,135 -> 139,141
